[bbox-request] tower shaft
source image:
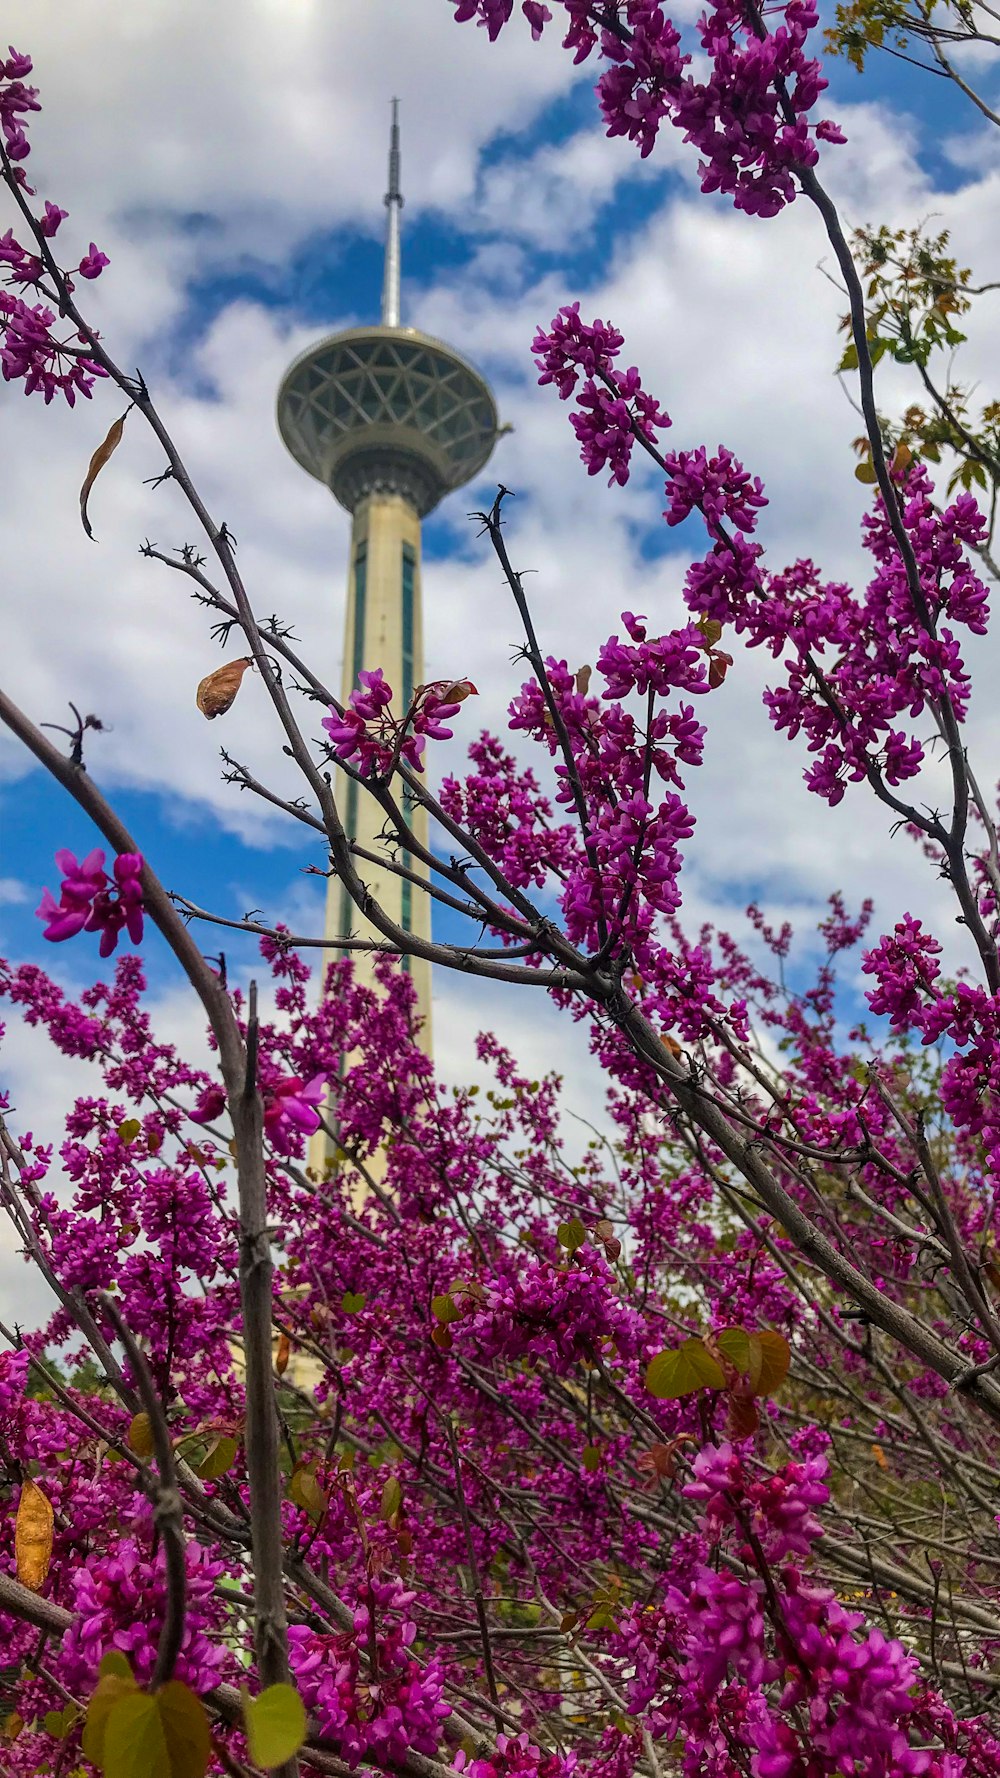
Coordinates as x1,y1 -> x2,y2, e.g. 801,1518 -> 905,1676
332,491 -> 432,1045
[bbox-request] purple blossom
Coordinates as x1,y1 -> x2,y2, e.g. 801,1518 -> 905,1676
263,1073 -> 327,1151
77,241 -> 109,280
36,849 -> 145,956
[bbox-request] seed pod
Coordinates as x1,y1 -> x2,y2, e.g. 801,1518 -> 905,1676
15,1479 -> 53,1590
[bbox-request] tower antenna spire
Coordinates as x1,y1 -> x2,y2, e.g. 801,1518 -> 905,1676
381,98 -> 403,327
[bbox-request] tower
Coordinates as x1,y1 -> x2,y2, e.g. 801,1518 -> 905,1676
277,104 -> 499,1054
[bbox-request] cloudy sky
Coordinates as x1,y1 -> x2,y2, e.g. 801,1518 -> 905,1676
1,1 -> 999,1315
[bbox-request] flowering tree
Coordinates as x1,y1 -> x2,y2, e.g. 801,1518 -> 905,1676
3,7 -> 1000,1778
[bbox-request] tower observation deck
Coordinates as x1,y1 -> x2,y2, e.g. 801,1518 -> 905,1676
277,103 -> 499,1058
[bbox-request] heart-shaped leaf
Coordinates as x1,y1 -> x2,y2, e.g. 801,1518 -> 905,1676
127,1412 -> 155,1459
197,1435 -> 238,1481
242,1683 -> 307,1770
645,1339 -> 726,1400
755,1330 -> 792,1396
557,1217 -> 587,1254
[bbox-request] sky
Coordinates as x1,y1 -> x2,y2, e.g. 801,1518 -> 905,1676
1,1 -> 999,1319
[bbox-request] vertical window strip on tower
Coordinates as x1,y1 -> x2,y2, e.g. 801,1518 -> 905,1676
400,544 -> 416,949
340,543 -> 367,942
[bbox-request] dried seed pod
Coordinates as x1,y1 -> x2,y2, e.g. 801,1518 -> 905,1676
15,1479 -> 53,1590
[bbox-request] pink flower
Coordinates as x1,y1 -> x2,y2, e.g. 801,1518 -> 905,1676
192,1084 -> 227,1125
36,848 -> 144,956
77,242 -> 109,280
263,1074 -> 327,1151
38,200 -> 67,237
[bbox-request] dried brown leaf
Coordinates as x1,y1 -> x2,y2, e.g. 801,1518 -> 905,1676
431,678 -> 478,705
196,657 -> 253,720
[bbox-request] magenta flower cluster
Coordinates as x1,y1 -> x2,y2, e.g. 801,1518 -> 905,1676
61,1536 -> 227,1694
0,49 -> 109,403
36,848 -> 144,957
323,669 -> 474,776
532,305 -> 992,821
452,0 -> 844,213
288,1575 -> 451,1768
533,302 -> 670,486
2,910 -> 999,1778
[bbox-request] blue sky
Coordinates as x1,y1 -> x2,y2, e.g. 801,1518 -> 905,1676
1,0 -> 999,1115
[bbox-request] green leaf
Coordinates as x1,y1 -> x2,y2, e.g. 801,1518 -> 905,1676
242,1683 -> 307,1770
581,1445 -> 601,1473
82,1667 -> 138,1767
380,1475 -> 403,1522
557,1217 -> 587,1254
117,1119 -> 142,1145
156,1682 -> 211,1778
431,1293 -> 461,1325
99,1653 -> 134,1682
837,340 -> 860,372
340,1291 -> 366,1315
197,1435 -> 238,1481
645,1339 -> 726,1399
716,1327 -> 763,1391
127,1413 -> 155,1460
289,1467 -> 327,1521
101,1692 -> 169,1778
854,459 -> 878,484
93,1683 -> 210,1778
44,1704 -> 78,1739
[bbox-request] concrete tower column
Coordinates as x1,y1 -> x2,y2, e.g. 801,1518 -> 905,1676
334,491 -> 432,1041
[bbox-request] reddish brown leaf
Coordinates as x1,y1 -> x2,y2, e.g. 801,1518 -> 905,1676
196,658 -> 253,720
595,1219 -> 622,1263
275,1333 -> 291,1377
727,1391 -> 760,1439
80,410 -> 128,541
708,650 -> 734,689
